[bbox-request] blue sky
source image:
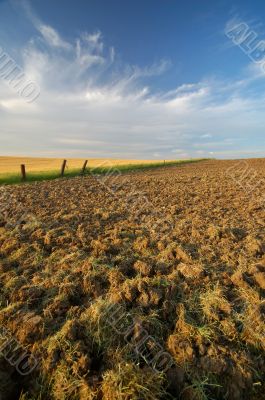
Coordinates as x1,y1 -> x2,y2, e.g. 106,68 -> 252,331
0,0 -> 265,159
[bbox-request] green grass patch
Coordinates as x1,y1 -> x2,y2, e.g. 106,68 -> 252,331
89,159 -> 209,174
0,159 -> 209,186
0,169 -> 81,185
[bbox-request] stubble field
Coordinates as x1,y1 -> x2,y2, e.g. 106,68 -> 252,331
0,159 -> 264,400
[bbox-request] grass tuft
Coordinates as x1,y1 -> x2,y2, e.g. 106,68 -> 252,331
101,362 -> 165,400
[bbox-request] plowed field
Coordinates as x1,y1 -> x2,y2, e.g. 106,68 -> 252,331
0,159 -> 264,400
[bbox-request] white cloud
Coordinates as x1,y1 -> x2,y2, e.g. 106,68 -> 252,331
19,1 -> 72,50
37,24 -> 72,50
81,31 -> 104,53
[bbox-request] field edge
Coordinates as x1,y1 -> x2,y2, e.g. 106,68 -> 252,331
0,158 -> 210,185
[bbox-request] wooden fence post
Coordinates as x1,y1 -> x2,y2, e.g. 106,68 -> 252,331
61,160 -> 67,177
21,164 -> 26,181
81,160 -> 88,175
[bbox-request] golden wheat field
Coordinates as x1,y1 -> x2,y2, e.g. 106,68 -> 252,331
0,157 -> 171,174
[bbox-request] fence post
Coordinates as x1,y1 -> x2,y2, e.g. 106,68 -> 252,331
21,164 -> 26,181
81,160 -> 88,175
61,160 -> 67,177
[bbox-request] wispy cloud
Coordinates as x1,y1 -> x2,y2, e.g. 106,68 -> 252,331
38,24 -> 72,50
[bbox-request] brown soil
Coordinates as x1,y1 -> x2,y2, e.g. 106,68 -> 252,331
0,159 -> 264,399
